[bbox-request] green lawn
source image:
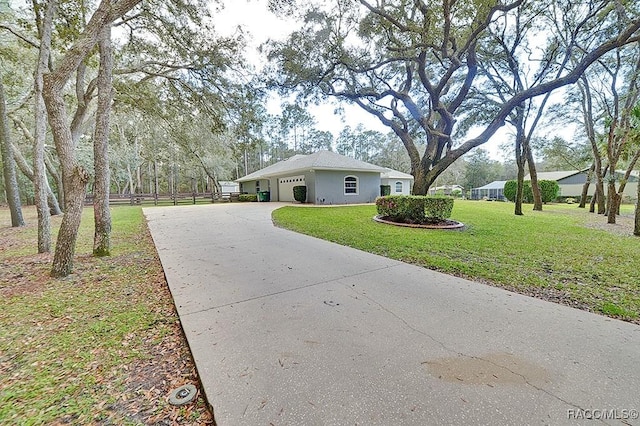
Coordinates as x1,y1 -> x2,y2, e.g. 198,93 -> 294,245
272,200 -> 640,322
0,206 -> 211,424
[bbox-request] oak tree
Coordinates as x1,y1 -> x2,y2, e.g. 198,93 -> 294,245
266,0 -> 640,194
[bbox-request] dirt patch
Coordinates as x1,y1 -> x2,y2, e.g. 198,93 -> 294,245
582,213 -> 636,237
0,253 -> 52,298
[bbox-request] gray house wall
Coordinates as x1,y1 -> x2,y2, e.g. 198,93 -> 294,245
268,177 -> 278,201
312,170 -> 380,204
240,181 -> 257,194
557,172 -> 638,199
556,172 -> 588,197
558,173 -> 587,185
381,178 -> 412,195
304,171 -> 316,203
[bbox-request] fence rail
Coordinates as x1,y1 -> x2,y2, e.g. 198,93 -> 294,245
85,192 -> 242,206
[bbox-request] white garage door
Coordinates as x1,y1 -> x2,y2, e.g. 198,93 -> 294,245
278,175 -> 305,202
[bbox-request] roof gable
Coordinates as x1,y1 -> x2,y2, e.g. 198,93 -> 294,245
237,150 -> 386,182
380,167 -> 414,180
525,170 -> 587,181
474,180 -> 507,190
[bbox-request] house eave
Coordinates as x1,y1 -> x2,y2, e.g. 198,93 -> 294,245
237,166 -> 385,182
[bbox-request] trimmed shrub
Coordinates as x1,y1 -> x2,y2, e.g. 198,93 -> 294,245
377,195 -> 425,222
503,180 -> 518,202
539,180 -> 560,203
376,195 -> 454,222
504,180 -> 533,203
293,185 -> 307,203
424,196 -> 454,219
238,194 -> 257,202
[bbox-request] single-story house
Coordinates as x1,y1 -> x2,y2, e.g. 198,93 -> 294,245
428,185 -> 464,197
525,170 -> 639,200
236,150 -> 413,204
381,168 -> 414,195
471,181 -> 507,201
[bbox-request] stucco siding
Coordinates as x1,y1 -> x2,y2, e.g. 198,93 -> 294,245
313,170 -> 380,204
557,173 -> 588,185
557,183 -> 592,197
558,182 -> 637,200
381,178 -> 412,195
267,177 -> 278,201
240,181 -> 257,194
558,183 -> 596,197
304,171 -> 316,203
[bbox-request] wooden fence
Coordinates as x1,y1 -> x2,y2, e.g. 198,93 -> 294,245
85,192 -> 242,206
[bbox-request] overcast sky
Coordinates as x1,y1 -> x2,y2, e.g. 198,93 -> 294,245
212,1 -> 397,139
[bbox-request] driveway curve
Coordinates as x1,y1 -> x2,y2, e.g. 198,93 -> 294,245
144,203 -> 640,426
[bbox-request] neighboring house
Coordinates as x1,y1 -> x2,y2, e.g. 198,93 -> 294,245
525,170 -> 639,200
428,185 -> 464,197
471,181 -> 507,201
237,150 -> 411,204
381,168 -> 414,195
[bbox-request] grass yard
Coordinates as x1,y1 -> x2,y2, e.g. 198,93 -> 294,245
0,206 -> 212,425
272,200 -> 640,323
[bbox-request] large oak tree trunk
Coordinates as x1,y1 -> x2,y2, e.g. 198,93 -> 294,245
412,170 -> 428,195
514,111 -> 526,216
42,0 -> 141,277
595,178 -> 606,214
0,79 -> 25,227
51,167 -> 90,277
44,81 -> 91,277
579,163 -> 595,208
33,0 -> 56,252
515,162 -> 525,216
525,142 -> 542,211
613,152 -> 640,217
93,25 -> 112,257
607,180 -> 619,224
411,156 -> 429,195
580,75 -> 606,215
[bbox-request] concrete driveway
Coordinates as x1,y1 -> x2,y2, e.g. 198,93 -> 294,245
144,203 -> 640,426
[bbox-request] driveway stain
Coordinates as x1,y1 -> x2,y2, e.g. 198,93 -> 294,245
423,352 -> 551,386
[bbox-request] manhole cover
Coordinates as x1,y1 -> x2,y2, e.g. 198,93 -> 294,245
168,384 -> 198,406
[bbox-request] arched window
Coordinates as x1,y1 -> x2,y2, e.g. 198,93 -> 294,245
344,176 -> 358,195
395,181 -> 403,193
